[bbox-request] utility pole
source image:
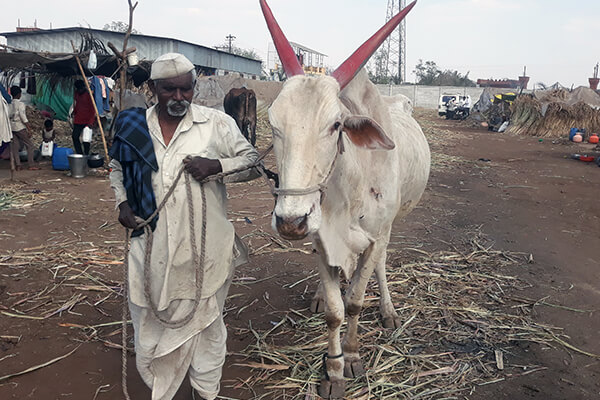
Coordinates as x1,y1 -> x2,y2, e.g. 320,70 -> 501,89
225,34 -> 236,53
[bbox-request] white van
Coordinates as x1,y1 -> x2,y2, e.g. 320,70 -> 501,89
438,94 -> 461,116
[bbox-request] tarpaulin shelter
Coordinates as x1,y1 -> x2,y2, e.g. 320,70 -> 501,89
0,48 -> 124,121
0,50 -> 119,77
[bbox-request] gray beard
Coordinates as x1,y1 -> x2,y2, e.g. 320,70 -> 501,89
166,99 -> 191,117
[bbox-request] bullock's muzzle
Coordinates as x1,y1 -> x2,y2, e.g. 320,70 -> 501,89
275,214 -> 309,240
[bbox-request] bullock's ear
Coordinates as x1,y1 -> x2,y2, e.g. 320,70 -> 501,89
342,116 -> 395,150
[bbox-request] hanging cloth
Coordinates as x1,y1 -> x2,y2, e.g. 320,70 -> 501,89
27,73 -> 37,95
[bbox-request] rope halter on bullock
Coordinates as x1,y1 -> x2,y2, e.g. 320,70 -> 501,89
271,131 -> 344,202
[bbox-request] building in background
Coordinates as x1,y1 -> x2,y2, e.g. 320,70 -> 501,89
1,27 -> 262,79
267,40 -> 327,79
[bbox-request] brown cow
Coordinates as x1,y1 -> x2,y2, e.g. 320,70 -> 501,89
223,87 -> 257,146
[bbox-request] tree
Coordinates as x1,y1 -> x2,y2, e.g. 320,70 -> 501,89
367,48 -> 393,84
414,60 -> 442,85
103,21 -> 140,34
215,43 -> 262,62
366,48 -> 408,84
413,60 -> 475,87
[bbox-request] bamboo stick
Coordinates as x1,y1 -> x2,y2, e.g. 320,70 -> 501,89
69,41 -> 110,164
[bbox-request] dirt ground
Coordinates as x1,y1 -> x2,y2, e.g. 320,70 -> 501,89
0,108 -> 599,399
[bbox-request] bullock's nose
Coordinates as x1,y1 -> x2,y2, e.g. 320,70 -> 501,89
275,214 -> 309,240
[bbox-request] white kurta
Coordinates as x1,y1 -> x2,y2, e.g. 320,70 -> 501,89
8,98 -> 28,132
0,96 -> 12,144
109,104 -> 259,400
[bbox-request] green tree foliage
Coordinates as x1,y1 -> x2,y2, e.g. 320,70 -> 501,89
367,48 -> 402,84
215,44 -> 262,62
232,47 -> 262,61
102,21 -> 140,34
414,60 -> 475,87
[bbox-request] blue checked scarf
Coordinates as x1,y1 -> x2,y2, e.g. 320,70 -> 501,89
109,108 -> 159,237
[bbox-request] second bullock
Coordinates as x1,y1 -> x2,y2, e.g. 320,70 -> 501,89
223,87 -> 257,146
260,0 -> 430,398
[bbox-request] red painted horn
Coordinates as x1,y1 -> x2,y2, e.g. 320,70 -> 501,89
260,0 -> 305,77
332,0 -> 417,90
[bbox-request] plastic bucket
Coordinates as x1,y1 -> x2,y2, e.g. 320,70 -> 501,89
68,154 -> 88,178
127,51 -> 139,66
569,128 -> 579,141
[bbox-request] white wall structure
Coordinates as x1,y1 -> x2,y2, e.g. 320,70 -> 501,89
376,84 -> 531,110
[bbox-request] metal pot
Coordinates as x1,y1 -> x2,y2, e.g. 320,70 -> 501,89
67,154 -> 88,178
87,154 -> 104,168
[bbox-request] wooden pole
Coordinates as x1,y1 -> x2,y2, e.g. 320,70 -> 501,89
70,41 -> 110,163
8,142 -> 15,180
119,0 -> 139,111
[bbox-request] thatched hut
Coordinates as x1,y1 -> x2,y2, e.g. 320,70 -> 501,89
508,86 -> 600,137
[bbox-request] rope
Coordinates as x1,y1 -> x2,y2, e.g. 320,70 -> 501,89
120,144 -> 274,399
121,230 -> 132,400
141,173 -> 206,328
273,132 -> 343,200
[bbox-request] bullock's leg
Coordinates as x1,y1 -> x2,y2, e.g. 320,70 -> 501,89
317,257 -> 346,399
241,121 -> 250,142
310,282 -> 325,313
342,241 -> 386,378
374,254 -> 401,329
250,122 -> 257,147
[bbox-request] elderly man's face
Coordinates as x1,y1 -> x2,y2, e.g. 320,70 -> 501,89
152,72 -> 195,117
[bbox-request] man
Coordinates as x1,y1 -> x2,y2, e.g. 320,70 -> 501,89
0,78 -> 11,104
459,96 -> 471,117
0,81 -> 11,159
445,97 -> 457,120
109,53 -> 259,400
9,86 -> 39,170
72,80 -> 95,155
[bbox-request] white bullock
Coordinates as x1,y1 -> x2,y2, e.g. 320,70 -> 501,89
260,1 -> 430,398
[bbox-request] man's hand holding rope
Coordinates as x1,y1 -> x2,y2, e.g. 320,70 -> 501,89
183,155 -> 222,182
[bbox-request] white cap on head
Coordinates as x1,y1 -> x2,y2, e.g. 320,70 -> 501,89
150,53 -> 195,80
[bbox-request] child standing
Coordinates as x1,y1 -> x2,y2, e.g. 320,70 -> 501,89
40,119 -> 57,157
9,86 -> 39,170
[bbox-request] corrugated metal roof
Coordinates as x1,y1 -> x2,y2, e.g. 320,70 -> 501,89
0,27 -> 262,76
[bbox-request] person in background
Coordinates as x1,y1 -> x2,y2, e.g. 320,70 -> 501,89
42,119 -> 56,142
9,86 -> 39,170
72,80 -> 95,155
445,97 -> 457,119
39,119 -> 57,157
0,79 -> 12,104
460,96 -> 471,116
0,79 -> 12,158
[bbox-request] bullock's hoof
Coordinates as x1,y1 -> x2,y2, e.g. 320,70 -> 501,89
382,315 -> 402,329
318,377 -> 345,399
343,356 -> 365,378
310,297 -> 325,313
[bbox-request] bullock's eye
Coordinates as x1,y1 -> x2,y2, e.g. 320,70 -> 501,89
333,122 -> 341,130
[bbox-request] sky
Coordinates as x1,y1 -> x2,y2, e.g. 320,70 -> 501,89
1,0 -> 599,88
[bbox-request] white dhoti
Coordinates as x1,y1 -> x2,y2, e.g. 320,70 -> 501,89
129,277 -> 231,400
